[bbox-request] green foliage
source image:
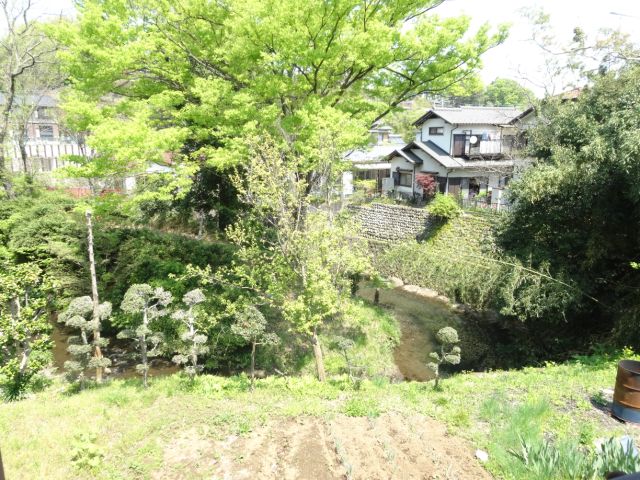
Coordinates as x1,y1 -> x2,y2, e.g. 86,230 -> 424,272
53,0 -> 506,173
0,190 -> 85,300
501,65 -> 640,346
58,296 -> 112,387
0,262 -> 54,400
70,433 -> 103,471
171,289 -> 209,379
482,78 -> 535,106
380,214 -> 577,331
118,284 -> 173,387
427,193 -> 462,220
511,435 -> 640,480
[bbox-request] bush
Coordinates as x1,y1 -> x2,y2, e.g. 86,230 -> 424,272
427,193 -> 461,220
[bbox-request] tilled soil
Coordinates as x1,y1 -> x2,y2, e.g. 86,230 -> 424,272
157,412 -> 492,480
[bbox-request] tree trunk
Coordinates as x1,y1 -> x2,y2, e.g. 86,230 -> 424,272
0,73 -> 17,197
86,211 -> 103,383
0,441 -> 6,480
311,328 -> 326,382
250,342 -> 256,390
18,132 -> 28,174
18,339 -> 31,375
141,308 -> 148,387
374,288 -> 380,304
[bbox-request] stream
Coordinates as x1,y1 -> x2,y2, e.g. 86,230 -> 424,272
357,283 -> 463,381
51,284 -> 462,382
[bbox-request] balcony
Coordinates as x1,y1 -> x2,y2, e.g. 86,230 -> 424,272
453,134 -> 522,159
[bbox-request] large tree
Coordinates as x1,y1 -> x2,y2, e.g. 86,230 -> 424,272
482,78 -> 534,106
0,1 -> 60,194
53,0 -> 507,192
500,65 -> 640,344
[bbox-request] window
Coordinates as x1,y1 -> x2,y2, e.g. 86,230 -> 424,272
39,125 -> 54,139
36,107 -> 51,119
428,126 -> 444,136
399,170 -> 412,187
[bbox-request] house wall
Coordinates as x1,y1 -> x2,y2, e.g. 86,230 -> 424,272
416,118 -> 453,152
418,118 -> 508,156
389,155 -> 416,195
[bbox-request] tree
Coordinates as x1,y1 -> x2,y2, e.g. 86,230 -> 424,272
415,173 -> 437,199
118,284 -> 172,387
58,296 -> 111,388
482,78 -> 534,106
221,138 -> 372,381
0,1 -> 59,194
231,306 -> 279,389
171,289 -> 208,379
0,262 -> 53,399
52,0 -> 507,203
500,65 -> 640,345
426,326 -> 461,388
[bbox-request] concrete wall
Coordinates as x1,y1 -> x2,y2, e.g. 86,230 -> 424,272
349,203 -> 432,242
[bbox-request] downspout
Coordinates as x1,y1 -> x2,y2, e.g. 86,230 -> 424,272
449,124 -> 459,155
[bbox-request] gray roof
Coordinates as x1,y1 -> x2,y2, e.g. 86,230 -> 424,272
413,106 -> 530,126
387,140 -> 462,169
0,94 -> 58,107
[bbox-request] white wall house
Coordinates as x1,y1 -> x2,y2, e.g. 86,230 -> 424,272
385,106 -> 534,206
343,124 -> 405,195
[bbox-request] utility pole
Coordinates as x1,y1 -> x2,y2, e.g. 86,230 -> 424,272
86,211 -> 103,383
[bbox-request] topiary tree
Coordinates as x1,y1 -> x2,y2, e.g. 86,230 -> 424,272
426,326 -> 461,388
58,296 -> 112,388
231,306 -> 279,389
171,289 -> 208,380
118,284 -> 173,387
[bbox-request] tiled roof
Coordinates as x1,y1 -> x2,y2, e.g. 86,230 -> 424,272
413,106 -> 529,126
0,94 -> 58,107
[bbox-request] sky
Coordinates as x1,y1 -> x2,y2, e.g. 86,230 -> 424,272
31,0 -> 640,96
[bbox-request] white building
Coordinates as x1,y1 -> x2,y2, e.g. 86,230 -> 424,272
343,124 -> 405,195
385,106 -> 534,206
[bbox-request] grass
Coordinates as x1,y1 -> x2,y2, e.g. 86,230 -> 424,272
1,348 -> 639,479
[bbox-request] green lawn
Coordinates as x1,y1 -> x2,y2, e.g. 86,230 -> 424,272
1,349 -> 637,479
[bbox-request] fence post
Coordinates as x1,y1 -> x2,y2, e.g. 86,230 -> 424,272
0,446 -> 5,480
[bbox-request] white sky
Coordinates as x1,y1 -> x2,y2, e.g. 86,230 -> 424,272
34,0 -> 640,96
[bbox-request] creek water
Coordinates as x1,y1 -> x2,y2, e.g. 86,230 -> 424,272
51,323 -> 179,380
357,284 -> 462,381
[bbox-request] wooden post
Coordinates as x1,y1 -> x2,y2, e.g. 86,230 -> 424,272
0,446 -> 5,480
86,211 -> 103,383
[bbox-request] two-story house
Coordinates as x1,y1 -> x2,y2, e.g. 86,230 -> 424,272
384,105 -> 534,205
4,94 -> 91,175
343,123 -> 405,195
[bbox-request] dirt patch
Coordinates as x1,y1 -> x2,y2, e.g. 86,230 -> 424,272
154,413 -> 491,479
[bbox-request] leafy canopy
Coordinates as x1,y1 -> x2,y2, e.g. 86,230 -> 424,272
52,0 -> 508,179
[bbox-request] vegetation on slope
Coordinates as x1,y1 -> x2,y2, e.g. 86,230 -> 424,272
0,349 -> 636,480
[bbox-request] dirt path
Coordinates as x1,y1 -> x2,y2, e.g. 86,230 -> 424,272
157,412 -> 491,480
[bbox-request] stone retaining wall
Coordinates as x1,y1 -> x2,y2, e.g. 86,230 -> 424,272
349,203 -> 432,242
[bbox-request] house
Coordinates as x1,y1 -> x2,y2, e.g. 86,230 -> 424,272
3,94 -> 91,175
5,94 -> 166,194
384,105 -> 534,206
343,124 -> 405,195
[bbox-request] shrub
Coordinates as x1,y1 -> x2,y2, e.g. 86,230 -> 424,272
415,173 -> 437,199
427,193 -> 461,220
427,326 -> 461,388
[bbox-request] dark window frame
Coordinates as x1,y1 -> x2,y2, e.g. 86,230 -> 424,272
398,170 -> 412,187
428,126 -> 444,136
39,125 -> 54,139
